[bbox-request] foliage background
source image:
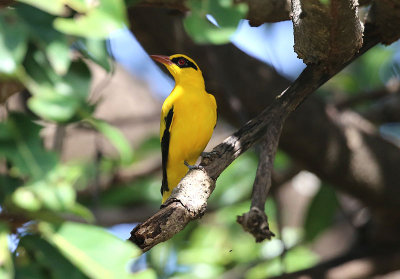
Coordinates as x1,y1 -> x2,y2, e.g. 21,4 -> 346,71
1,1 -> 400,279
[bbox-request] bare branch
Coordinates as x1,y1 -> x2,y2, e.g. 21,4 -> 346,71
237,126 -> 281,241
129,26 -> 381,251
129,169 -> 214,252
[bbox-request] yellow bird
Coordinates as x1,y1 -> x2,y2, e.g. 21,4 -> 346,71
150,54 -> 217,204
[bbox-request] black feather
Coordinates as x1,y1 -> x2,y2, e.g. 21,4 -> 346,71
161,106 -> 174,195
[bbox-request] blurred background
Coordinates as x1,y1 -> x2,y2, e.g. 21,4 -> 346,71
1,1 -> 400,279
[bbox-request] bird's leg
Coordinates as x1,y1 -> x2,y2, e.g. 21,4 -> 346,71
184,160 -> 204,170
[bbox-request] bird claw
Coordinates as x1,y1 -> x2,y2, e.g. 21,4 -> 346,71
184,160 -> 204,171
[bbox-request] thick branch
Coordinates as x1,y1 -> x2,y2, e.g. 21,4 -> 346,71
129,27 -> 380,250
129,8 -> 400,210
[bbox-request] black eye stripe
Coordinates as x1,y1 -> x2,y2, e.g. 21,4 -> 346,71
171,57 -> 198,71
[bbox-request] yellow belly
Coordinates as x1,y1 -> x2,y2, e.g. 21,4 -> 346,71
161,88 -> 216,203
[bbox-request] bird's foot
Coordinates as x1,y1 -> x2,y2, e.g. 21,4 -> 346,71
184,160 -> 204,171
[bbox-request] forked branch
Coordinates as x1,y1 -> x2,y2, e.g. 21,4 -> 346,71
128,24 -> 381,252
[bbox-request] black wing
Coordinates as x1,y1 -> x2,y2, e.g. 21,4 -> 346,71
161,106 -> 174,195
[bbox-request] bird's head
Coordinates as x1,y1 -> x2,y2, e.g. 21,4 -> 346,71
150,54 -> 203,85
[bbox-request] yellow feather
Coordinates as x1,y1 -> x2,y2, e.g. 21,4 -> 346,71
156,54 -> 217,203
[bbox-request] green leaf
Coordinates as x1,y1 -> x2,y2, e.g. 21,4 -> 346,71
0,10 -> 28,75
245,246 -> 318,279
183,0 -> 247,44
209,0 -> 248,29
16,3 -> 71,75
78,39 -> 112,72
18,235 -> 89,279
22,47 -> 91,122
17,0 -> 66,15
97,177 -> 160,206
87,118 -> 134,165
0,113 -> 58,181
0,223 -> 13,279
54,0 -> 128,39
39,222 -> 140,279
304,184 -> 339,242
12,163 -> 94,219
210,152 -> 257,205
284,246 -> 319,272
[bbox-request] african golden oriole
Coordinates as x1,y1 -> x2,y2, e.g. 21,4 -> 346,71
150,54 -> 217,204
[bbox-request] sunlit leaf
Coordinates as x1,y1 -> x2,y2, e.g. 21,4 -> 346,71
18,235 -> 88,279
78,39 -> 112,72
284,246 -> 319,272
22,47 -> 91,122
245,246 -> 318,279
39,222 -> 140,279
0,223 -> 13,279
16,4 -> 71,75
245,258 -> 283,279
132,269 -> 157,279
0,10 -> 28,75
304,184 -> 339,242
183,0 -> 247,44
12,163 -> 94,219
210,152 -> 257,205
54,0 -> 128,39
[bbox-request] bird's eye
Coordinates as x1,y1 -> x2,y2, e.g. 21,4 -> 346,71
178,58 -> 186,66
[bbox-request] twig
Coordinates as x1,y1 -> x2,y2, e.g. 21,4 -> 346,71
237,136 -> 279,241
52,125 -> 65,153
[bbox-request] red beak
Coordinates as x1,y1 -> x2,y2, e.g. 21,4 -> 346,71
150,55 -> 173,66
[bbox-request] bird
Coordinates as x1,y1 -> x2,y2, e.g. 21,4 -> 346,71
150,54 -> 217,204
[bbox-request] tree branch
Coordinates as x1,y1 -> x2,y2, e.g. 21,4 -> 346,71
128,8 -> 400,209
129,25 -> 381,251
237,138 -> 278,242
